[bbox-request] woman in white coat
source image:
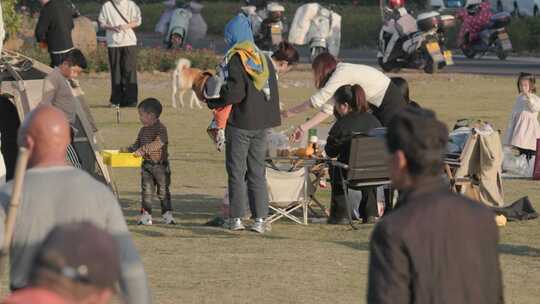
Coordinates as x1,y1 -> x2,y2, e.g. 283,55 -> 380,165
503,72 -> 540,159
282,53 -> 406,141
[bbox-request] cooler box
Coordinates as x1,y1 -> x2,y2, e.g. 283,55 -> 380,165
101,150 -> 143,168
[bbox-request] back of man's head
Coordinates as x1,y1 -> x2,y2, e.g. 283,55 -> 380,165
18,106 -> 71,168
62,49 -> 88,70
386,107 -> 448,178
30,222 -> 121,304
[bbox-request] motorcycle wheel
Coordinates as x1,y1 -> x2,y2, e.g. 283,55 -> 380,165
423,56 -> 439,74
310,47 -> 327,62
495,41 -> 508,61
377,58 -> 401,73
461,46 -> 476,59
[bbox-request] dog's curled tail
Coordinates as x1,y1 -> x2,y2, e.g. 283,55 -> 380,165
172,58 -> 192,109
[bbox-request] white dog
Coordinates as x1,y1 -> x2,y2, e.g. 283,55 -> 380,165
171,58 -> 204,109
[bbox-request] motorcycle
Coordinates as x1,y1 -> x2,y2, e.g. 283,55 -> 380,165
459,12 -> 512,60
289,3 -> 342,61
252,2 -> 287,51
378,10 -> 455,74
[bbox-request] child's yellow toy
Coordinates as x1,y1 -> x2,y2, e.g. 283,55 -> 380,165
101,150 -> 143,168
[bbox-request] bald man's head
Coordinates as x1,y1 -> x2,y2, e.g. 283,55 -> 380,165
19,106 -> 71,168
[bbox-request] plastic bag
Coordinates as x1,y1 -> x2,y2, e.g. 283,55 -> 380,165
502,147 -> 535,177
267,130 -> 290,157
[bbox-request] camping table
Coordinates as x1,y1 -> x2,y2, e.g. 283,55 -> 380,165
266,156 -> 330,218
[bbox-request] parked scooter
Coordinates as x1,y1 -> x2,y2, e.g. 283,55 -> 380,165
244,1 -> 287,51
156,0 -> 207,48
458,11 -> 512,60
377,8 -> 455,74
289,3 -> 342,61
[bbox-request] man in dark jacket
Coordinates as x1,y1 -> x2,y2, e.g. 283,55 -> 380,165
35,0 -> 75,67
367,107 -> 504,304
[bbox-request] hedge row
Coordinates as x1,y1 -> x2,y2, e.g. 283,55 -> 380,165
21,46 -> 219,73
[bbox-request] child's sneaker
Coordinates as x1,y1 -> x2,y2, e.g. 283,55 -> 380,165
138,210 -> 153,226
216,129 -> 225,152
206,119 -> 226,152
162,211 -> 176,225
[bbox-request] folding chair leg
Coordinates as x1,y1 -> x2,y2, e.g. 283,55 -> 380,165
303,201 -> 308,225
310,195 -> 330,217
339,168 -> 357,230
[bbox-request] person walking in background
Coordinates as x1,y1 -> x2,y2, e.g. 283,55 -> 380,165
503,72 -> 540,160
2,222 -> 121,304
123,98 -> 176,226
367,107 -> 503,304
35,0 -> 75,67
0,106 -> 151,304
98,0 -> 142,107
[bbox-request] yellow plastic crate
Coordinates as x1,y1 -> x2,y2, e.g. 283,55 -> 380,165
101,150 -> 143,168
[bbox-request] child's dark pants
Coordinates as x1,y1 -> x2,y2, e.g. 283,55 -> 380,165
141,160 -> 172,215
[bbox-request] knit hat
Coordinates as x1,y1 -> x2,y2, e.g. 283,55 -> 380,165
32,222 -> 121,289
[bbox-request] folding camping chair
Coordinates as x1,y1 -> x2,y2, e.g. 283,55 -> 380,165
444,130 -> 477,194
331,134 -> 393,228
265,165 -> 319,225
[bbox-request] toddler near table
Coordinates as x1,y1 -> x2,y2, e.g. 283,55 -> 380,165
123,98 -> 176,225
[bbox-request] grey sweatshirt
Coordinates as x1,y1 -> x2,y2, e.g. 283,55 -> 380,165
0,166 -> 151,304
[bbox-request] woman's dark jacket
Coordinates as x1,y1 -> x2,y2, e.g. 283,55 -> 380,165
325,111 -> 382,164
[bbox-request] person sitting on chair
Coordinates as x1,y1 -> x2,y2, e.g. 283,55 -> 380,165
325,85 -> 382,224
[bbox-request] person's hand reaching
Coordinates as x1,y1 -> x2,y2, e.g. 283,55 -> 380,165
133,149 -> 144,157
281,109 -> 291,119
289,125 -> 305,143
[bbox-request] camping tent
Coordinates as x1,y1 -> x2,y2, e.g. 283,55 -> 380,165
0,51 -> 112,185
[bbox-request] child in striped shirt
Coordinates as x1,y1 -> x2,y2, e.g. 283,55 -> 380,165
124,98 -> 176,225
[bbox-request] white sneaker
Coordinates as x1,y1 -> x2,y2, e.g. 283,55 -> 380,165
138,210 -> 153,225
162,211 -> 176,225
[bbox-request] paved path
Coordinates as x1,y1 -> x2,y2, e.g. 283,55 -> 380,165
139,33 -> 540,76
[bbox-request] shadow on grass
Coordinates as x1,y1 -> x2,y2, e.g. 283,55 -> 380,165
498,244 -> 540,257
332,241 -> 370,251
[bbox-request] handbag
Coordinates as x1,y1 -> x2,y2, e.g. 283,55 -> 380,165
533,138 -> 540,180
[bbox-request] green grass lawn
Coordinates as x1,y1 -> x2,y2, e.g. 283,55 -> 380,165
56,69 -> 540,303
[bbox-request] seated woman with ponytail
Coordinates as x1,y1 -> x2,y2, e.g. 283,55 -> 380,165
325,85 -> 382,224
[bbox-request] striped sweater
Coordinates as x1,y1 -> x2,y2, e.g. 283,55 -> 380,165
128,120 -> 168,162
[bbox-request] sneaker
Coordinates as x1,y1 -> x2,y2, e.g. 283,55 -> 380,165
138,210 -> 153,225
224,218 -> 245,231
216,129 -> 225,152
162,211 -> 176,225
249,218 -> 267,234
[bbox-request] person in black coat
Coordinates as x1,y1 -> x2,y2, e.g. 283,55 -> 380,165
35,0 -> 75,67
367,107 -> 503,304
325,85 -> 382,224
207,42 -> 299,233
